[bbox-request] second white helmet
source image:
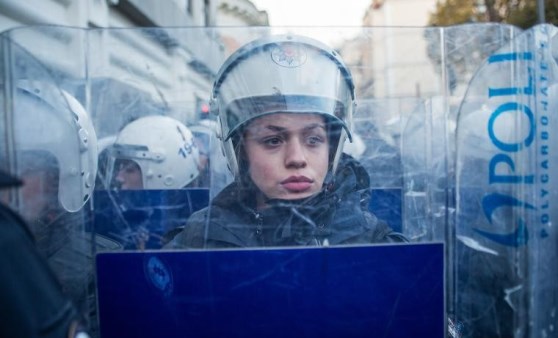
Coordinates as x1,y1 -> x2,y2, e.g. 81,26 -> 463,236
107,115 -> 200,190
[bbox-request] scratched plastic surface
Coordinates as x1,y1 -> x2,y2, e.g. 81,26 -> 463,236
96,244 -> 444,338
1,24 -> 556,337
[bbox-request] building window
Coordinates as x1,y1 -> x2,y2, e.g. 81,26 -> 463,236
187,0 -> 193,14
204,0 -> 210,26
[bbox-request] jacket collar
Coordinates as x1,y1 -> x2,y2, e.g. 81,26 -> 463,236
209,154 -> 374,246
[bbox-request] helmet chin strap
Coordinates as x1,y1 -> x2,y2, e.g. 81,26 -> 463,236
322,171 -> 336,194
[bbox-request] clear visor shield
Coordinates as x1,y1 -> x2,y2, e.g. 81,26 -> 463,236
104,145 -> 163,190
223,95 -> 352,141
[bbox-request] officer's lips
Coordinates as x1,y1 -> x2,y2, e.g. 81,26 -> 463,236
281,176 -> 313,192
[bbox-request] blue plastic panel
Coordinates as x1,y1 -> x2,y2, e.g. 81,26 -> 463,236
96,243 -> 444,338
92,189 -> 210,249
369,188 -> 402,233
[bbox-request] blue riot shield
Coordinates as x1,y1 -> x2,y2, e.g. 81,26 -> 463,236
96,243 -> 444,338
92,189 -> 209,249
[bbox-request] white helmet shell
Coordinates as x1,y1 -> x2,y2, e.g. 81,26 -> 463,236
13,81 -> 98,212
109,115 -> 200,189
211,34 -> 356,178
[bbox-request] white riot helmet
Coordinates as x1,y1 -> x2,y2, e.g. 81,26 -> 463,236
108,115 -> 200,189
211,34 -> 356,179
12,80 -> 98,213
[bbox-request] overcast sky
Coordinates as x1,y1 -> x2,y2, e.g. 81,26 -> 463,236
250,0 -> 372,26
249,0 -> 373,45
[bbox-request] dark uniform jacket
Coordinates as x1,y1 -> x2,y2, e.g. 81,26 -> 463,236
167,154 -> 407,249
0,170 -> 86,338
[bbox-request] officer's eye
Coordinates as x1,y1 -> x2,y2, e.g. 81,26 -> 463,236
306,135 -> 325,146
262,136 -> 283,147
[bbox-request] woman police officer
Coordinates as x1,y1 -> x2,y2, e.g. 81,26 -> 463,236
166,34 -> 406,249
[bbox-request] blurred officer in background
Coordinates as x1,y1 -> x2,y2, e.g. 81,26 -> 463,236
2,80 -> 120,336
98,115 -> 202,249
0,169 -> 90,338
189,119 -> 233,195
0,80 -> 98,337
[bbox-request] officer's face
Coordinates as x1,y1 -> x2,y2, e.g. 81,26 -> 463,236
244,113 -> 329,205
19,169 -> 55,222
5,152 -> 59,223
0,170 -> 53,222
192,134 -> 209,172
114,159 -> 143,190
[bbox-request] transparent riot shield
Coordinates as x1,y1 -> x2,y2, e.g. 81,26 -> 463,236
0,25 -> 121,337
454,24 -> 558,337
85,27 -> 227,252
1,23 -> 546,337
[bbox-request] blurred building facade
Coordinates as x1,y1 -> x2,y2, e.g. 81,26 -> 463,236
339,0 -> 438,100
0,0 -> 268,135
217,0 -> 268,26
364,0 -> 438,99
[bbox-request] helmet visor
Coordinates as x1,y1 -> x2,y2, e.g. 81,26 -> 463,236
224,95 -> 352,141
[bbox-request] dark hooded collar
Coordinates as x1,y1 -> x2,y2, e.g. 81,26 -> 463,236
209,153 -> 374,246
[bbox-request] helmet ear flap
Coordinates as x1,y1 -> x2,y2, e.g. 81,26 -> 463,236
211,99 -> 224,142
210,97 -> 240,184
331,129 -> 348,174
210,98 -> 219,122
217,114 -> 240,179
